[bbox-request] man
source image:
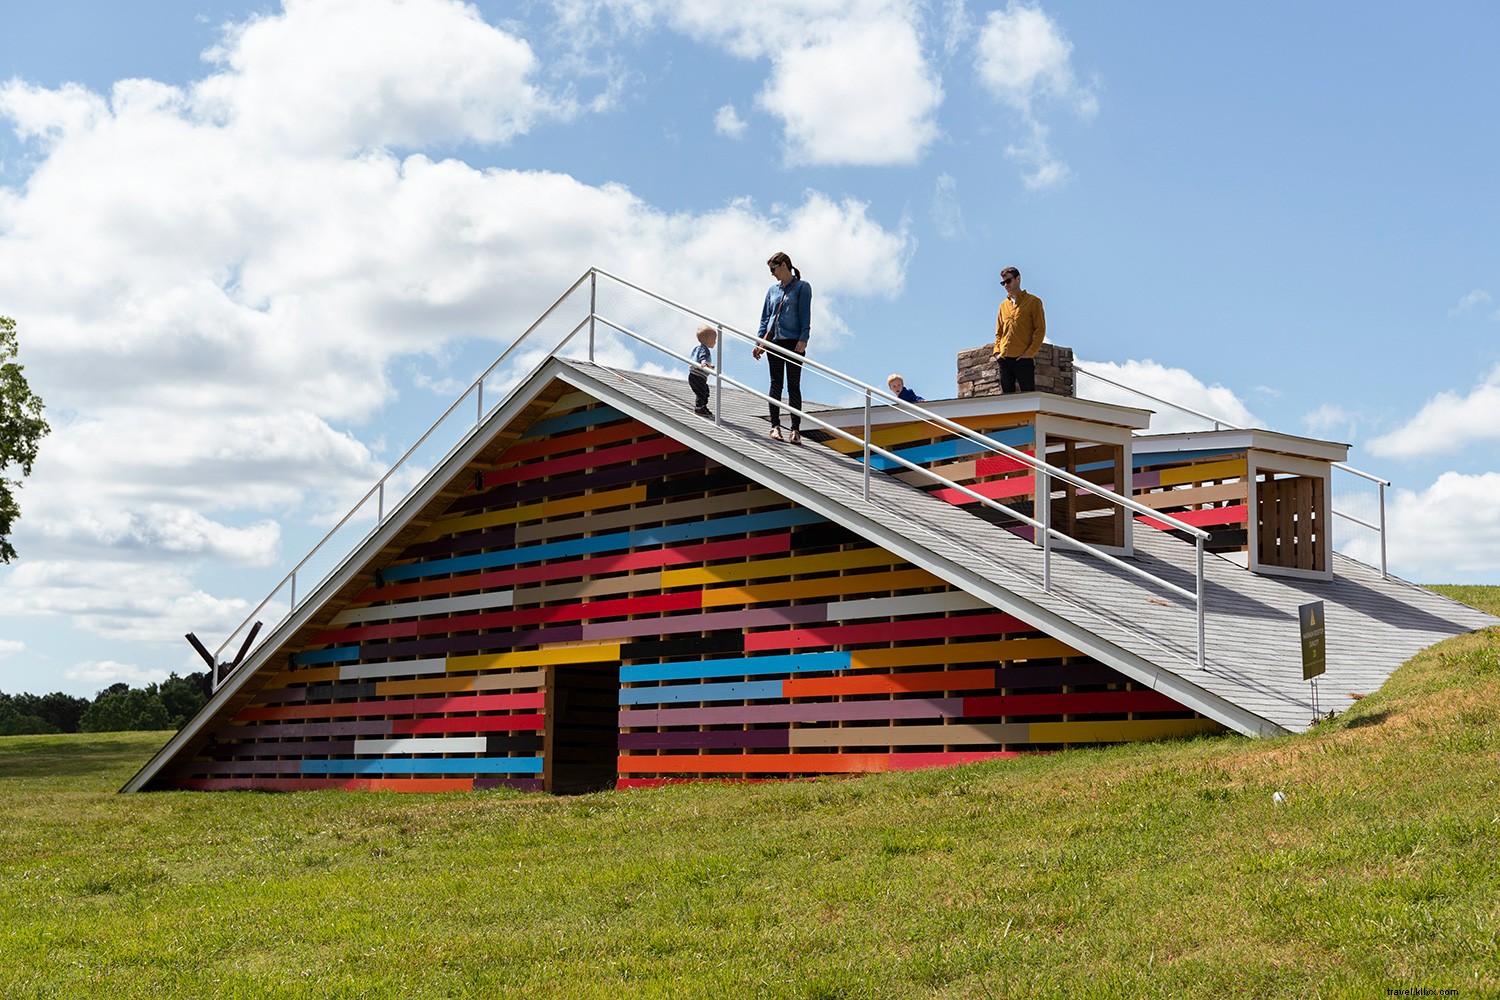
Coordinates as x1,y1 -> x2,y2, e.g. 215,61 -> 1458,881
993,266 -> 1045,394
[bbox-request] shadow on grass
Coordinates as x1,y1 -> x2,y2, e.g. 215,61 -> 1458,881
1343,711 -> 1389,730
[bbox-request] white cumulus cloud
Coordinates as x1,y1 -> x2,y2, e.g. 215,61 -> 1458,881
1075,358 -> 1257,434
714,103 -> 747,138
973,2 -> 1098,190
1368,364 -> 1500,458
1339,471 -> 1500,581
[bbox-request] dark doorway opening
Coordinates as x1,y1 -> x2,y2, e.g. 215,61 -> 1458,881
544,665 -> 620,794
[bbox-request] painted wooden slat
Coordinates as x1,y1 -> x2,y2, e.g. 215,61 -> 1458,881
1131,447 -> 1239,467
310,591 -> 702,645
929,475 -> 1036,506
618,729 -> 790,751
414,485 -> 649,543
580,602 -> 829,642
300,757 -> 545,775
621,651 -> 850,683
1132,481 -> 1248,509
500,418 -> 653,464
380,507 -> 825,582
661,546 -> 902,589
331,591 -> 514,626
217,720 -> 393,740
391,714 -> 546,735
291,646 -> 361,666
824,591 -> 989,621
234,691 -> 544,723
1136,504 -> 1247,531
517,403 -> 625,440
975,449 -> 1037,477
869,426 -> 1037,471
448,644 -> 623,673
618,679 -> 785,705
788,722 -> 1030,747
616,753 -> 892,775
464,452 -> 708,510
337,657 -> 450,682
353,737 -> 489,755
849,637 -> 1074,670
699,568 -> 943,608
354,533 -> 790,605
1155,459 -> 1247,487
482,435 -> 687,489
746,611 -> 1030,652
1027,718 -> 1221,743
781,667 -> 997,699
618,697 -> 963,729
963,689 -> 1185,717
514,487 -> 783,544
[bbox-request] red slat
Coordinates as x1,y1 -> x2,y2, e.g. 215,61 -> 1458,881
482,435 -> 687,488
233,691 -> 544,723
745,612 -> 1029,652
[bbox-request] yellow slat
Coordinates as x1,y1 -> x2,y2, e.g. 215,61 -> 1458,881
701,568 -> 944,607
661,547 -> 902,588
446,644 -> 622,673
850,637 -> 1072,669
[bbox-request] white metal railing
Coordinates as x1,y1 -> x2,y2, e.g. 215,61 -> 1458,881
1075,364 -> 1390,578
208,270 -> 1215,687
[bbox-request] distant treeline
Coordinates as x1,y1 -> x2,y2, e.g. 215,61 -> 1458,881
0,673 -> 208,735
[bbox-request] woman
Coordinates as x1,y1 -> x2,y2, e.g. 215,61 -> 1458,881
751,251 -> 811,443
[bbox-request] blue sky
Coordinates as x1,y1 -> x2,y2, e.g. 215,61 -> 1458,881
1,0 -> 1497,697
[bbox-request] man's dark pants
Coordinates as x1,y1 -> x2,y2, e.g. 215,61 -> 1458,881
998,356 -> 1035,394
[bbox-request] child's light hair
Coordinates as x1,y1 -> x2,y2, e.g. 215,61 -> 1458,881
887,373 -> 904,385
696,325 -> 717,345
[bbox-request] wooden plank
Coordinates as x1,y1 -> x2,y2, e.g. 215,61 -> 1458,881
661,546 -> 902,588
746,611 -> 1030,652
1133,481 -> 1248,509
963,689 -> 1184,717
448,644 -> 623,673
481,435 -> 687,488
616,753 -> 892,775
850,637 -> 1074,669
618,698 -> 963,728
700,568 -> 943,608
782,667 -> 997,699
1136,504 -> 1248,531
514,487 -> 781,544
233,691 -> 544,723
789,722 -> 1030,748
1155,458 -> 1248,487
1027,718 -> 1221,743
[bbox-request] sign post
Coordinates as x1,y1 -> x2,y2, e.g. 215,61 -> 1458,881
1299,601 -> 1326,719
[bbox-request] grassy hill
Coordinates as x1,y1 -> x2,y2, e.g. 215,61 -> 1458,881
3,587 -> 1497,999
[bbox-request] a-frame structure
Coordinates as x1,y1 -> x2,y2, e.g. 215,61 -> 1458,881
124,274 -> 1496,793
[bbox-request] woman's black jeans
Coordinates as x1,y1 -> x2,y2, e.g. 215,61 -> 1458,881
766,339 -> 804,430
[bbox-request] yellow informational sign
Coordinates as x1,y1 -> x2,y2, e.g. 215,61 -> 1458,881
1299,601 -> 1326,681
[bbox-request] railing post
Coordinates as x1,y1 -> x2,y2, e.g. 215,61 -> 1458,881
1041,469 -> 1052,591
378,481 -> 385,524
862,389 -> 872,501
477,379 -> 484,424
1377,481 -> 1388,579
289,571 -> 297,611
1196,537 -> 1206,667
588,270 -> 597,362
714,324 -> 724,426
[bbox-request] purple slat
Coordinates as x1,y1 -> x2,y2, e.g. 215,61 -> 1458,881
208,740 -> 359,758
582,604 -> 829,641
996,662 -> 1124,689
399,525 -> 517,560
350,624 -> 585,661
618,728 -> 791,751
620,697 -> 964,728
182,759 -> 304,776
444,453 -> 709,514
217,720 -> 393,740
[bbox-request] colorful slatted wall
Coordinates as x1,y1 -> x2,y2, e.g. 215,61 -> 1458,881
814,411 -> 1127,549
1131,448 -> 1251,553
160,388 -> 1221,793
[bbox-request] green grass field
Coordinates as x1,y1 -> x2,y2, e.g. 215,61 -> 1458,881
4,587 -> 1498,999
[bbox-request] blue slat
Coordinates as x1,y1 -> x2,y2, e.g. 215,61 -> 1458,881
618,679 -> 784,705
1133,447 -> 1240,467
871,424 -> 1035,471
381,506 -> 826,582
518,404 -> 626,440
291,646 -> 362,666
621,651 -> 850,683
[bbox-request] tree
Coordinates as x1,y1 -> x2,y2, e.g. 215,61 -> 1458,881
78,687 -> 171,733
0,315 -> 50,563
158,672 -> 209,727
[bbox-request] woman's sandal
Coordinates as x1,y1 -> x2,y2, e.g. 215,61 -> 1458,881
769,427 -> 784,441
789,429 -> 802,444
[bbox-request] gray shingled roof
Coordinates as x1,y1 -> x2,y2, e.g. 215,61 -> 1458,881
559,359 -> 1497,736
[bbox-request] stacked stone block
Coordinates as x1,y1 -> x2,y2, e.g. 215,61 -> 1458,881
956,343 -> 1075,398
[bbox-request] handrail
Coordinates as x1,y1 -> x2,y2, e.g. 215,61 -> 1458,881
210,273 -> 596,670
209,269 -> 1221,684
1074,363 -> 1390,577
591,310 -> 1210,665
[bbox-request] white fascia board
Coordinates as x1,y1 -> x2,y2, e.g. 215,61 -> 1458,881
1137,428 -> 1349,464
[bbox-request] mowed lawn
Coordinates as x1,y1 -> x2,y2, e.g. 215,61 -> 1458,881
3,586 -> 1498,999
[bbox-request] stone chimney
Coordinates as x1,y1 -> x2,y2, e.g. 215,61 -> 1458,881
956,343 -> 1075,398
